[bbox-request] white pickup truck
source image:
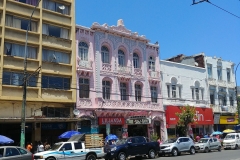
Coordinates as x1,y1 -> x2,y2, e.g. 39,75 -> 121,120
34,134 -> 105,160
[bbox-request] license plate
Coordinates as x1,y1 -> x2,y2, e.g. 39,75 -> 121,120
227,145 -> 231,148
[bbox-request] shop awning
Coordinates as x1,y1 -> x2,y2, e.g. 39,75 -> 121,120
166,106 -> 214,125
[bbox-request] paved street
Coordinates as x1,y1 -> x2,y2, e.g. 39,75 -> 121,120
100,149 -> 240,160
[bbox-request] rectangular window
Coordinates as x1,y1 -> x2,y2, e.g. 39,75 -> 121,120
195,88 -> 199,100
229,95 -> 234,106
42,76 -> 70,90
3,71 -> 37,87
201,89 -> 204,100
16,0 -> 39,6
227,68 -> 231,82
43,24 -> 69,39
135,84 -> 141,101
42,0 -> 70,15
6,14 -> 37,31
79,78 -> 89,98
120,83 -> 127,100
217,66 -> 222,80
167,85 -> 170,98
192,88 -> 194,99
42,49 -> 70,64
151,86 -> 157,103
172,85 -> 176,98
210,93 -> 215,105
4,42 -> 37,59
178,86 -> 181,98
42,107 -> 70,117
207,64 -> 212,78
102,81 -> 110,100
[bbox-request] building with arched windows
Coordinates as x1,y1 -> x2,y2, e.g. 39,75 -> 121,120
75,20 -> 166,140
160,59 -> 214,139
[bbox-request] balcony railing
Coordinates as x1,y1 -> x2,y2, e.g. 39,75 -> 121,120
78,60 -> 93,69
211,104 -> 237,113
134,68 -> 142,76
227,82 -> 236,88
218,80 -> 227,87
102,63 -> 112,72
118,66 -> 131,74
208,78 -> 217,86
149,71 -> 160,79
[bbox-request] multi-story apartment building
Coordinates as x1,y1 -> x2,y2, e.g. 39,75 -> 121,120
167,53 -> 237,132
75,20 -> 166,140
160,58 -> 213,139
0,0 -> 76,145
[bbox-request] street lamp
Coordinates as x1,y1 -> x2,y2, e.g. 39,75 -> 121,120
20,0 -> 42,148
234,62 -> 240,125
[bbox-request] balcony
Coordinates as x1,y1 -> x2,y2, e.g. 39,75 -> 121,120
101,63 -> 112,72
42,34 -> 72,49
218,80 -> 227,87
208,78 -> 217,86
148,70 -> 160,84
134,68 -> 142,76
195,100 -> 208,105
118,66 -> 131,74
77,60 -> 93,76
77,98 -> 92,108
227,82 -> 236,88
211,104 -> 237,113
210,104 -> 221,112
101,100 -> 163,111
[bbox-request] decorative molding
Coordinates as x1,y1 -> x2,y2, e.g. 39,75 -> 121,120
108,34 -> 122,50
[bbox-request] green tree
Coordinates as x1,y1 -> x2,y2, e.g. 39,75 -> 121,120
175,105 -> 196,136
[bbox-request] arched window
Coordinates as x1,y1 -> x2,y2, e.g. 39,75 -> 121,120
133,53 -> 139,68
149,56 -> 155,71
135,84 -> 141,101
118,50 -> 125,67
102,80 -> 111,99
78,42 -> 88,61
120,82 -> 128,100
150,86 -> 157,103
101,46 -> 109,63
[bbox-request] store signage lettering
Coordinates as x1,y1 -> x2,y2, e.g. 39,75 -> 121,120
126,118 -> 151,124
194,111 -> 204,121
227,118 -> 235,122
99,117 -> 125,125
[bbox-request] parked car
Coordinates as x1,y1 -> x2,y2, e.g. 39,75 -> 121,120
194,138 -> 221,153
159,137 -> 195,156
0,146 -> 33,160
104,136 -> 160,160
223,133 -> 240,150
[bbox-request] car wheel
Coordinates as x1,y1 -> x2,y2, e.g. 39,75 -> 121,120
46,157 -> 56,160
86,154 -> 96,160
118,152 -> 126,160
148,149 -> 156,159
218,146 -> 221,152
190,147 -> 195,155
171,148 -> 178,156
204,147 -> 209,153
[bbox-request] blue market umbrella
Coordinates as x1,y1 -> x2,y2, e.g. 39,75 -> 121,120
0,135 -> 14,144
212,131 -> 223,135
105,134 -> 118,141
58,131 -> 81,139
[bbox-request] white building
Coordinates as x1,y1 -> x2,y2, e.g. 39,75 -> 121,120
160,59 -> 213,139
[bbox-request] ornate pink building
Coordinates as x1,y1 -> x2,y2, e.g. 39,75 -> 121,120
75,20 -> 166,139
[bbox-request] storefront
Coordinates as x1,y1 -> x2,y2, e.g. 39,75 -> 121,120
215,115 -> 238,131
165,106 -> 214,139
126,117 -> 150,137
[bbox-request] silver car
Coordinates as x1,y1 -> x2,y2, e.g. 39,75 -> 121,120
159,137 -> 195,156
195,138 -> 221,153
0,146 -> 33,160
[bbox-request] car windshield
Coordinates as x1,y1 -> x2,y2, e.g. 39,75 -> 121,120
198,138 -> 209,143
116,139 -> 127,145
51,143 -> 62,150
225,135 -> 235,140
164,138 -> 177,144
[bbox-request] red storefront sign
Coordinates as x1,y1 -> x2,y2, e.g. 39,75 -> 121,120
166,106 -> 213,125
98,117 -> 125,125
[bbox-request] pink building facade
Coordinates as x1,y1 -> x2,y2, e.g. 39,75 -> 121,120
75,20 -> 166,140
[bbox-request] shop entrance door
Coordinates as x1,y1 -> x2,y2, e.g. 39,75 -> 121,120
128,125 -> 147,137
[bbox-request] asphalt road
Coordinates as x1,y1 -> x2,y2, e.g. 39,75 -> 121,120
133,149 -> 240,160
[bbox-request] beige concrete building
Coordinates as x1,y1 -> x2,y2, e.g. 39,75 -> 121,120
0,0 -> 76,145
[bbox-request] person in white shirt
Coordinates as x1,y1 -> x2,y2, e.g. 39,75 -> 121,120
37,141 -> 44,152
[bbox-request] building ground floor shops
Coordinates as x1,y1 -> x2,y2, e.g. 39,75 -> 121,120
76,109 -> 167,140
213,113 -> 238,131
0,101 -> 77,146
165,105 -> 214,139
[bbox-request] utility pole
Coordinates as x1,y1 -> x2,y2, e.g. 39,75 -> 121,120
20,0 -> 41,148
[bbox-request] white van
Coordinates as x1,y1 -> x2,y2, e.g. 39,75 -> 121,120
223,133 -> 240,149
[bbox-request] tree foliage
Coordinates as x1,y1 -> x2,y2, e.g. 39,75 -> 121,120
175,105 -> 196,136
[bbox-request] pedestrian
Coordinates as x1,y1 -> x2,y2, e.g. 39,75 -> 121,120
26,142 -> 32,152
195,135 -> 200,142
44,142 -> 51,151
157,137 -> 162,145
37,141 -> 44,152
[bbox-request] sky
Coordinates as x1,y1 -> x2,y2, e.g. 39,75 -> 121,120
75,0 -> 240,83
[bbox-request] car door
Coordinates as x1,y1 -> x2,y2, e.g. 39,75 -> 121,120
17,147 -> 32,160
209,138 -> 214,150
213,138 -> 219,149
177,138 -> 185,151
4,147 -> 23,160
58,142 -> 75,159
73,142 -> 85,160
126,138 -> 137,156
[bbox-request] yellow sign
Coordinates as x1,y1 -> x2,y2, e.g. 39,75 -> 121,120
219,116 -> 238,124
